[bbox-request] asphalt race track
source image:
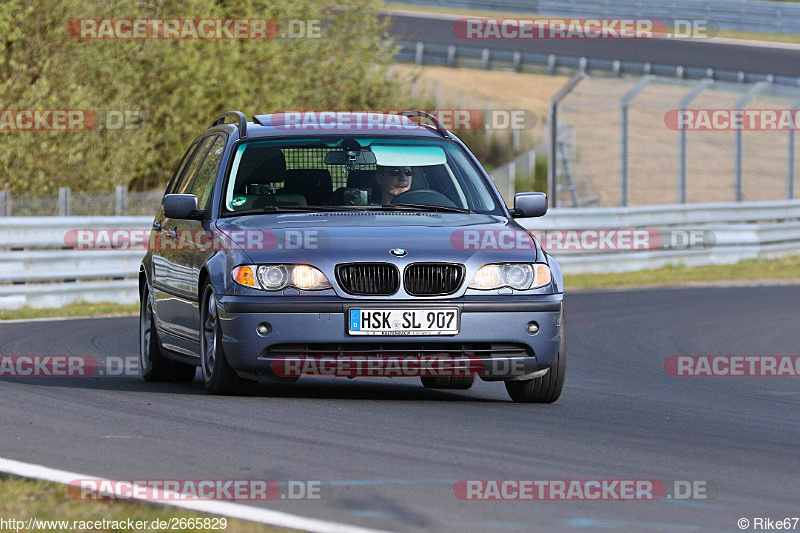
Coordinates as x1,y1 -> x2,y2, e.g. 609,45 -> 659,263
0,285 -> 798,532
386,13 -> 800,78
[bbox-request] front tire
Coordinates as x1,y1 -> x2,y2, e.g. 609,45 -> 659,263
139,284 -> 196,383
200,283 -> 254,395
505,318 -> 566,403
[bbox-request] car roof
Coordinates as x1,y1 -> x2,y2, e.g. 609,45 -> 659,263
209,112 -> 449,140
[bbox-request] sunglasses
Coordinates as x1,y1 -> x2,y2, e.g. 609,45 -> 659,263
383,168 -> 413,177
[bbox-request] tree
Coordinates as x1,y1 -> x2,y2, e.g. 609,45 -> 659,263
0,0 -> 400,193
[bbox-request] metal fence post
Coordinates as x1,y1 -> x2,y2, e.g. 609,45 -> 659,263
485,100 -> 492,141
619,76 -> 654,207
548,71 -> 586,208
0,190 -> 8,217
677,79 -> 713,203
508,160 -> 516,205
447,45 -> 456,68
734,80 -> 771,202
786,98 -> 800,200
58,187 -> 71,217
789,127 -> 795,200
415,42 -> 424,66
115,185 -> 128,216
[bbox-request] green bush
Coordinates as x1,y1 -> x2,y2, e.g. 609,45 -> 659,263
0,0 -> 401,193
515,152 -> 548,194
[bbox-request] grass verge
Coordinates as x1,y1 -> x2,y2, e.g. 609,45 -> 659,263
0,303 -> 139,321
384,2 -> 800,45
565,254 -> 800,290
0,474 -> 289,532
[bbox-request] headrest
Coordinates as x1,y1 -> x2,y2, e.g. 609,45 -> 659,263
237,146 -> 287,187
283,169 -> 333,193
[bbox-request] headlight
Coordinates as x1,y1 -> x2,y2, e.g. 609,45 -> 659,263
232,264 -> 332,291
258,265 -> 291,290
289,265 -> 332,290
468,263 -> 551,290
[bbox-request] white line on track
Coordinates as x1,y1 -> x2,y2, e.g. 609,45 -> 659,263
0,456 -> 393,533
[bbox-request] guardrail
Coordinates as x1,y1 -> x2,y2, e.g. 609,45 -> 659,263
1,201 -> 799,309
518,199 -> 800,273
386,0 -> 800,35
394,40 -> 800,87
0,217 -> 149,309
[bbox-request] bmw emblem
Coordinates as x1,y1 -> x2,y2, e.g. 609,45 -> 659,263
390,248 -> 408,257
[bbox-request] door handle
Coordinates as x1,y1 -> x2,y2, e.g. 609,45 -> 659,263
166,227 -> 178,240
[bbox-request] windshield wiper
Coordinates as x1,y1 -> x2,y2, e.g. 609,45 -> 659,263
262,205 -> 363,212
381,203 -> 472,214
225,205 -> 363,216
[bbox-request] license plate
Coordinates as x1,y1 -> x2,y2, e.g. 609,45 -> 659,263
348,308 -> 459,336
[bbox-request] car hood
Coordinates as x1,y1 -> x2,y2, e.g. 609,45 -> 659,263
215,212 -> 544,264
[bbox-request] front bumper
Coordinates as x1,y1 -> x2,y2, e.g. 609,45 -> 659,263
215,295 -> 563,381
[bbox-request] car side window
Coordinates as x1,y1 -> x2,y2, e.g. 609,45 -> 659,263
166,140 -> 200,195
191,136 -> 226,210
175,136 -> 215,195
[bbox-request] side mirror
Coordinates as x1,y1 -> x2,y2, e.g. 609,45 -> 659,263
513,192 -> 548,218
163,194 -> 201,219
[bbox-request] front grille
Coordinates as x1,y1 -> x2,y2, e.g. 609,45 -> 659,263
263,343 -> 532,358
404,263 -> 464,296
336,263 -> 400,295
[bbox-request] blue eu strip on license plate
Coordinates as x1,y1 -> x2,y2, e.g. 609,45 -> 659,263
348,308 -> 459,336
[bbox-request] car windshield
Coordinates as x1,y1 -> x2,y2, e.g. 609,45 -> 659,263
223,137 -> 503,215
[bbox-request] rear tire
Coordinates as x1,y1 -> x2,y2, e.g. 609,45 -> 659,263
139,284 -> 196,383
505,318 -> 566,403
200,283 -> 254,395
421,375 -> 475,390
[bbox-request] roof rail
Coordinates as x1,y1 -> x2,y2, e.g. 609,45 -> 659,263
211,111 -> 247,138
397,110 -> 450,138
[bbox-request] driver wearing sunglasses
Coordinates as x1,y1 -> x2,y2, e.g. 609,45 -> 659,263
375,165 -> 413,204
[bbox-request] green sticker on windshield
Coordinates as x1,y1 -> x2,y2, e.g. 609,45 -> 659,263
232,196 -> 246,207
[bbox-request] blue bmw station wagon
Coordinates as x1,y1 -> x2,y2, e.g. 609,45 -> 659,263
139,111 -> 565,402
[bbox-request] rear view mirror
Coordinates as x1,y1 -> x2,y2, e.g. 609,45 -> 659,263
163,194 -> 202,219
324,150 -> 377,166
513,192 -> 548,218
